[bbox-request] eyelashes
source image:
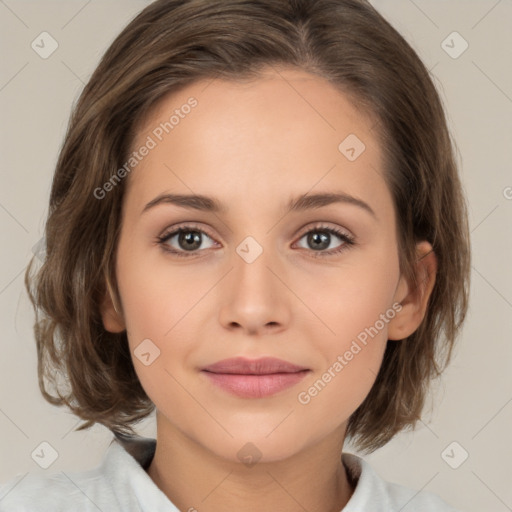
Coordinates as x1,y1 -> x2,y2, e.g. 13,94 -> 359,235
157,224 -> 218,257
156,223 -> 356,259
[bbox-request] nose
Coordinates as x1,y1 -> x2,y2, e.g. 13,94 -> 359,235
217,240 -> 291,336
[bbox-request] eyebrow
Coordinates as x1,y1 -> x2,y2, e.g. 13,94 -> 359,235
141,191 -> 377,219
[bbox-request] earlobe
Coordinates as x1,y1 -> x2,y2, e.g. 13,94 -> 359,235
100,275 -> 126,333
388,241 -> 437,341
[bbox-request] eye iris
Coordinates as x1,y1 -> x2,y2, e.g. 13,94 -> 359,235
179,230 -> 202,251
308,231 -> 329,250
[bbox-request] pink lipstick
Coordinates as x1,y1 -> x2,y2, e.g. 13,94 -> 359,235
201,357 -> 310,398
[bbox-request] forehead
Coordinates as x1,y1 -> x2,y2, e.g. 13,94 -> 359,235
126,66 -> 390,220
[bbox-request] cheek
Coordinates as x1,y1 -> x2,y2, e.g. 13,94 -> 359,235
114,243 -> 194,397
302,254 -> 399,350
295,316 -> 389,431
294,254 -> 398,414
116,238 -> 212,341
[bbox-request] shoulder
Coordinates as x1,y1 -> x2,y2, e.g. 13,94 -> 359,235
0,437 -> 175,512
0,467 -> 112,512
0,438 -> 160,512
342,453 -> 463,512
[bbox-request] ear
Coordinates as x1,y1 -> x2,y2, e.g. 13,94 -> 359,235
387,240 -> 437,341
99,275 -> 126,333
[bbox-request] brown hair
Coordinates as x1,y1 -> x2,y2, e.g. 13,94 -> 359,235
25,0 -> 470,453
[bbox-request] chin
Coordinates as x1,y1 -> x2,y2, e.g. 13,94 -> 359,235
205,426 -> 315,466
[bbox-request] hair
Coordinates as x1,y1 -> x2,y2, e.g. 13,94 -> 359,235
25,0 -> 470,454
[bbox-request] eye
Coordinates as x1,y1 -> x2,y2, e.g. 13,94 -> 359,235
294,224 -> 355,257
157,224 -> 218,257
156,223 -> 356,258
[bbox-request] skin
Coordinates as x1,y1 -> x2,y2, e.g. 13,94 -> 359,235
100,65 -> 437,512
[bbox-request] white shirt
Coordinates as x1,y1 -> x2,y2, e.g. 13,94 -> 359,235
0,437 -> 461,511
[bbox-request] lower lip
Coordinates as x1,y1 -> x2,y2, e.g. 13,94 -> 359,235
201,370 -> 310,398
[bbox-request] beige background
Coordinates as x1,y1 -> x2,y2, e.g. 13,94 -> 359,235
1,1 -> 511,510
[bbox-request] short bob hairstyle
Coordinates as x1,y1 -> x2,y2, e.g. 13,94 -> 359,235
25,0 -> 470,454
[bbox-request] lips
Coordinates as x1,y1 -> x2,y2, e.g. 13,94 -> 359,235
202,357 -> 309,375
201,357 -> 310,398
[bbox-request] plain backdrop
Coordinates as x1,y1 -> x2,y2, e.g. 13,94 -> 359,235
1,1 -> 511,511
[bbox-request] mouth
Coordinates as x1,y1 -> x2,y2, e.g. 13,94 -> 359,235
201,357 -> 311,398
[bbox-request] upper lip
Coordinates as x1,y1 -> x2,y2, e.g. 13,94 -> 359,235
201,357 -> 309,375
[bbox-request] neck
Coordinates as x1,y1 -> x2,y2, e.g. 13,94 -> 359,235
147,419 -> 355,512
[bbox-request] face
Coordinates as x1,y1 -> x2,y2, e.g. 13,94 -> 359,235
102,66 -> 424,463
